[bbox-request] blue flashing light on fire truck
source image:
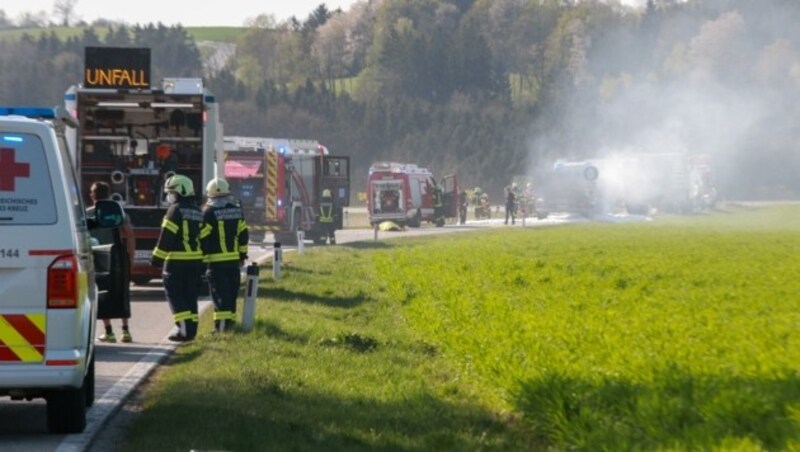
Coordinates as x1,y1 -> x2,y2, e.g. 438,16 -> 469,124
222,136 -> 350,245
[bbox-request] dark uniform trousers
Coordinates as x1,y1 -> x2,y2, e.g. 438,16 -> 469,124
207,261 -> 241,324
163,260 -> 203,339
200,201 -> 249,331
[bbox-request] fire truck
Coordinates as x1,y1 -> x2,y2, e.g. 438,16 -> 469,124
604,152 -> 718,215
367,162 -> 458,227
222,136 -> 350,245
65,47 -> 222,284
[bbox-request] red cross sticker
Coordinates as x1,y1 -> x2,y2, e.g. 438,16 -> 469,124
0,148 -> 31,191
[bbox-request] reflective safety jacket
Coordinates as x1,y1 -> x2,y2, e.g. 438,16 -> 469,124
433,188 -> 443,208
199,201 -> 249,263
319,197 -> 335,224
152,198 -> 203,264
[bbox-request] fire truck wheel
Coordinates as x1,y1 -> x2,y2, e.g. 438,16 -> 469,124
409,210 -> 421,228
132,277 -> 151,286
249,231 -> 265,243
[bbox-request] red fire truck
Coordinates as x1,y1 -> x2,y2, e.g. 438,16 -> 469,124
65,47 -> 222,284
367,162 -> 458,227
222,136 -> 350,244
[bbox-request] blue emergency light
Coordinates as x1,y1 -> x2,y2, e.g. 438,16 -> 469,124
0,106 -> 57,119
2,136 -> 24,142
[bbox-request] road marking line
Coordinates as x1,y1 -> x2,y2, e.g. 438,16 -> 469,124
56,301 -> 213,452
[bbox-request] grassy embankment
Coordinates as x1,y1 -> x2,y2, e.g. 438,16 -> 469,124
121,204 -> 800,451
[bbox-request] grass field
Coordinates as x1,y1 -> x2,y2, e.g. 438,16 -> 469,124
121,204 -> 800,451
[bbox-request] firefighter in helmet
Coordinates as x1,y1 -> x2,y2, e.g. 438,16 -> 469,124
151,174 -> 204,342
433,181 -> 445,227
318,188 -> 337,244
200,177 -> 249,333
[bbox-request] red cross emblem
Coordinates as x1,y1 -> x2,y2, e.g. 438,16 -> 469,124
0,148 -> 30,191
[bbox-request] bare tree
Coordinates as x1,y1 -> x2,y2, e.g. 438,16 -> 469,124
53,0 -> 78,27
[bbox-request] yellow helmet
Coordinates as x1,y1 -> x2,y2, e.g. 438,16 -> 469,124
164,174 -> 194,197
322,188 -> 332,198
206,178 -> 231,198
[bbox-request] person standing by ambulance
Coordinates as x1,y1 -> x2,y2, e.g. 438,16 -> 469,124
199,178 -> 249,333
89,181 -> 136,343
151,174 -> 204,342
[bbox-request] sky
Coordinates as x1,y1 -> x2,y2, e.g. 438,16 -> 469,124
0,0 -> 362,27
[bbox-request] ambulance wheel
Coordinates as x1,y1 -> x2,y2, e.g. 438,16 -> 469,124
47,384 -> 87,434
85,350 -> 95,407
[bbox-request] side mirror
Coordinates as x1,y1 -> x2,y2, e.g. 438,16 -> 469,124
90,200 -> 125,229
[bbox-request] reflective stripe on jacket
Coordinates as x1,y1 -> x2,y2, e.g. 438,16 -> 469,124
200,203 -> 249,263
319,200 -> 335,224
153,200 -> 203,261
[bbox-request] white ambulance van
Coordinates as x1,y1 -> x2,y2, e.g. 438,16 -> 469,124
0,107 -> 124,433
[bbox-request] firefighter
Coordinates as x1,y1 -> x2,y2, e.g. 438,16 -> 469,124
504,185 -> 516,225
318,188 -> 337,244
458,189 -> 467,225
433,182 -> 445,227
151,174 -> 204,342
200,178 -> 249,333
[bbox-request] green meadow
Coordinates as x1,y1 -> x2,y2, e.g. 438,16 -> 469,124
122,204 -> 800,451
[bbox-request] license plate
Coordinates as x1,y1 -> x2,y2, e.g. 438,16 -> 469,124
134,250 -> 152,261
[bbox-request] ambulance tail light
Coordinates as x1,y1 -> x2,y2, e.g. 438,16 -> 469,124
48,255 -> 78,309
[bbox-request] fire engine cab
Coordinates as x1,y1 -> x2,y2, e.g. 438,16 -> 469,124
222,136 -> 350,245
367,162 -> 458,228
65,47 -> 222,284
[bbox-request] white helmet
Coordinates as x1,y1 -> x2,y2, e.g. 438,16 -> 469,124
206,178 -> 231,198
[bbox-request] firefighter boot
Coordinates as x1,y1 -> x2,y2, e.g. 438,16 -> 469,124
186,320 -> 198,340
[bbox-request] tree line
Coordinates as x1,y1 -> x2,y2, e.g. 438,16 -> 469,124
2,0 -> 800,199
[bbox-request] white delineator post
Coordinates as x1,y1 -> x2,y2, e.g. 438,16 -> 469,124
273,242 -> 282,280
297,230 -> 305,254
241,263 -> 260,332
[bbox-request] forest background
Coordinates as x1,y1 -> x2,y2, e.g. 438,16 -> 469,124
1,0 -> 799,199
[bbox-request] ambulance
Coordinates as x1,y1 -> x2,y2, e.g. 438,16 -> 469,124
0,106 -> 124,433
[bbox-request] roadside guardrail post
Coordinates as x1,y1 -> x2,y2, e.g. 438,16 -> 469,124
273,242 -> 282,280
297,230 -> 305,254
242,263 -> 260,332
373,223 -> 378,241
